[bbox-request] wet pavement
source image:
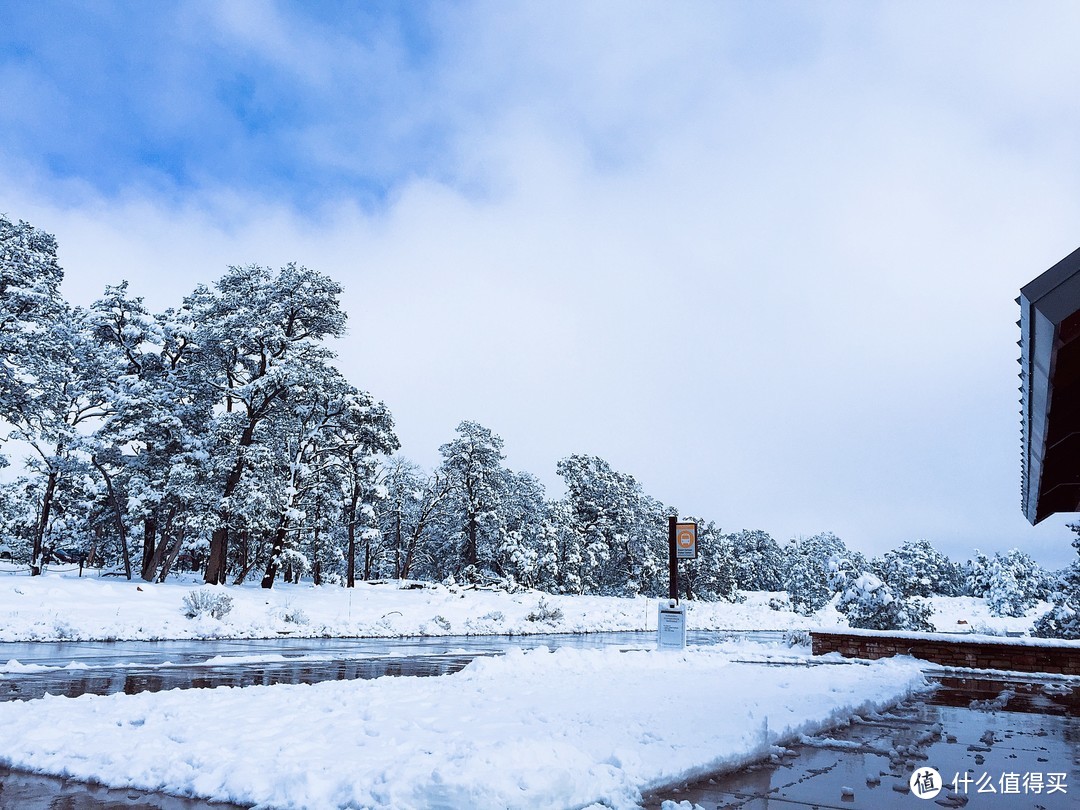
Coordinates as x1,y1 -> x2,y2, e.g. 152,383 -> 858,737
0,631 -> 766,702
644,673 -> 1080,810
0,631 -> 753,810
0,768 -> 250,810
1,635 -> 1077,809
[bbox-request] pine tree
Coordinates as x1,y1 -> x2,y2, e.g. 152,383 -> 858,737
438,421 -> 510,581
873,539 -> 958,598
729,529 -> 784,591
783,532 -> 866,615
1032,528 -> 1080,639
0,215 -> 67,467
191,264 -> 349,584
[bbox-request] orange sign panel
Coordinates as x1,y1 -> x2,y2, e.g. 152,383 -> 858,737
675,522 -> 697,559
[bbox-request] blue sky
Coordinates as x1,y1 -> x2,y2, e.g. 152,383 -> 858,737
4,1 -> 1080,567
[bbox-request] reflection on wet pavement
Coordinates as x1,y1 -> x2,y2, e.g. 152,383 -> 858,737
0,631 -> 743,809
0,766 -> 250,810
644,673 -> 1080,809
0,631 -> 761,703
2,635 -> 1078,810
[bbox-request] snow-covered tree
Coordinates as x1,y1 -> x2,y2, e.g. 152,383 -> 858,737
437,421 -> 511,580
832,564 -> 934,631
0,215 -> 67,468
7,306 -> 112,574
376,458 -> 454,581
495,470 -> 555,589
330,388 -> 398,586
728,529 -> 784,591
681,520 -> 739,602
1032,530 -> 1080,639
87,284 -> 216,581
555,454 -> 664,595
968,548 -> 1048,618
190,264 -> 349,584
783,532 -> 867,615
873,539 -> 961,598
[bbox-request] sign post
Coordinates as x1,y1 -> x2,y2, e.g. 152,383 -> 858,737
667,516 -> 677,601
661,517 -> 697,650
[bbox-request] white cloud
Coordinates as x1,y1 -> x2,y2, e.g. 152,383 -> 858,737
4,2 -> 1080,566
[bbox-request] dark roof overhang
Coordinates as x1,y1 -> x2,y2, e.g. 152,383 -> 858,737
1019,247 -> 1080,524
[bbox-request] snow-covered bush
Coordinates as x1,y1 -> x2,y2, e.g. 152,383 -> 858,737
1032,528 -> 1080,639
873,539 -> 962,598
276,604 -> 309,626
767,595 -> 790,611
1031,597 -> 1080,640
182,589 -> 234,620
834,570 -> 934,632
967,548 -> 1047,617
526,597 -> 564,623
784,629 -> 811,647
432,615 -> 452,631
783,533 -> 866,615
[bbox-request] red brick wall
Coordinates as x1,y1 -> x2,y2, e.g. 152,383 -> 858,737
810,631 -> 1080,675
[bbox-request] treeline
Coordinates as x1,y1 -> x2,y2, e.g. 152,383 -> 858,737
0,216 -> 1066,615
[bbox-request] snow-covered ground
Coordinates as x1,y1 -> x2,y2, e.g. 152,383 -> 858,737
0,643 -> 928,809
0,568 -> 1057,809
0,565 -> 1052,642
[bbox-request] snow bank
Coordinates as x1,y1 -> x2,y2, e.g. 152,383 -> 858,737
0,646 -> 927,809
0,569 -> 824,641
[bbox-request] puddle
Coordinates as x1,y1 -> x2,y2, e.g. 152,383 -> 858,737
0,765 -> 250,810
0,631 -> 780,703
644,674 -> 1080,809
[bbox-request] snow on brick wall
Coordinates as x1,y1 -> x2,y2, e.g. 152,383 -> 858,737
810,630 -> 1080,675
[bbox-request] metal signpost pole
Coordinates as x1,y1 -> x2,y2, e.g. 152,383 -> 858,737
667,515 -> 677,602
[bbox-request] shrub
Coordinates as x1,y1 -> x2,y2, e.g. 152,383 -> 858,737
1031,597 -> 1080,640
432,615 -> 452,631
526,597 -> 564,623
784,629 -> 811,647
182,589 -> 234,620
767,595 -> 791,612
277,604 -> 309,625
835,571 -> 934,632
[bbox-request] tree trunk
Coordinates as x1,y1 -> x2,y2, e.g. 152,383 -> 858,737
30,468 -> 59,577
141,517 -> 157,580
91,458 -> 132,580
462,512 -> 479,573
345,487 -> 360,588
140,508 -> 180,583
260,523 -> 288,589
205,420 -> 257,584
156,527 -> 186,583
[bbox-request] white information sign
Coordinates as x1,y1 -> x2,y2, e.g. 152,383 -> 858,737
657,601 -> 686,650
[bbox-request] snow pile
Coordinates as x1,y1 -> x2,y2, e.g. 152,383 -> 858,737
0,570 -> 830,641
0,646 -> 927,809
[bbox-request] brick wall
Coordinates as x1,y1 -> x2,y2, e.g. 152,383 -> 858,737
810,631 -> 1080,675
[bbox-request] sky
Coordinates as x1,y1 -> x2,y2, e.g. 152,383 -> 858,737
3,1 -> 1080,568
